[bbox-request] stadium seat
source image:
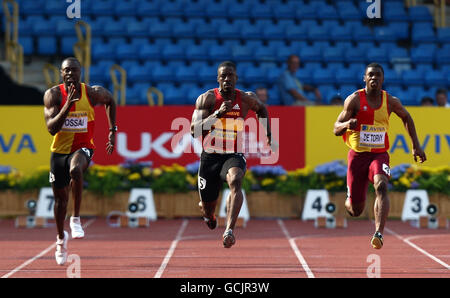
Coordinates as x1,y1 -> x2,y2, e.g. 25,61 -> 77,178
410,44 -> 436,64
299,44 -> 322,62
183,2 -> 206,18
408,6 -> 433,22
116,44 -> 138,61
149,21 -> 172,38
60,36 -> 78,56
240,24 -> 263,40
128,65 -> 153,83
367,47 -> 389,63
374,26 -> 397,42
127,21 -> 150,37
251,3 -> 273,19
137,1 -> 161,17
335,68 -> 358,85
32,20 -> 54,36
254,46 -> 277,63
307,25 -> 330,41
383,69 -> 402,85
139,44 -> 161,61
317,4 -> 339,20
37,36 -> 57,55
92,42 -> 116,61
114,1 -> 136,16
198,64 -> 218,84
383,2 -> 409,21
152,65 -> 175,83
337,2 -> 362,20
161,43 -> 185,60
159,1 -> 184,17
244,66 -> 267,84
388,47 -> 409,63
262,23 -> 286,40
296,4 -> 317,20
20,0 -> 44,16
175,65 -> 200,83
91,0 -> 116,16
338,84 -> 358,98
330,26 -> 353,42
44,0 -> 68,15
272,2 -> 297,20
312,68 -> 335,85
208,45 -> 232,62
18,36 -> 34,55
227,2 -> 250,19
285,24 -> 308,40
161,86 -> 185,105
205,2 -> 228,18
231,45 -> 253,62
322,47 -> 345,63
401,70 -> 424,86
424,70 -> 448,87
352,26 -> 374,41
412,23 -> 436,43
436,45 -> 450,64
437,27 -> 450,44
185,44 -> 208,61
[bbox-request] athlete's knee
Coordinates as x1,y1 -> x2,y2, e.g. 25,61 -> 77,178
226,173 -> 243,190
345,199 -> 364,217
69,165 -> 83,180
374,179 -> 388,196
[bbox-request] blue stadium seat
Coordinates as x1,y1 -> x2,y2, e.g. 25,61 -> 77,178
437,27 -> 450,44
412,23 -> 436,43
152,65 -> 175,83
92,42 -> 116,61
137,1 -> 161,17
312,68 -> 335,85
161,44 -> 185,60
126,84 -> 149,105
352,26 -> 374,41
208,45 -> 232,62
254,46 -> 276,63
323,47 -> 345,63
205,2 -> 228,18
231,45 -> 253,62
435,45 -> 450,64
367,47 -> 388,63
114,1 -> 136,16
285,24 -> 308,40
128,65 -> 153,83
33,20 -> 54,36
411,44 -> 436,64
44,0 -> 68,15
240,24 -> 262,39
60,36 -> 78,56
272,2 -> 297,20
139,44 -> 161,61
244,66 -> 267,84
307,25 -> 330,41
299,44 -> 322,62
404,86 -> 426,105
198,65 -> 218,84
21,0 -> 44,16
408,6 -> 433,22
401,70 -> 424,86
345,48 -> 366,63
149,21 -> 172,38
91,0 -> 116,16
262,23 -> 286,40
175,65 -> 200,83
383,2 -> 409,21
227,2 -> 250,19
265,66 -> 283,84
388,21 -> 410,40
424,70 -> 448,87
37,36 -> 57,55
159,1 -> 183,17
217,22 -> 240,39
383,69 -> 402,85
251,3 -> 273,19
296,68 -> 313,85
19,36 -> 34,55
185,44 -> 208,61
338,2 -> 362,20
374,26 -> 397,42
335,68 -> 358,85
127,21 -> 150,37
387,47 -> 409,62
330,26 -> 352,42
183,2 -> 207,18
317,4 -> 339,20
296,4 -> 317,19
116,44 -> 138,61
172,22 -> 196,38
55,20 -> 77,37
338,84 -> 358,98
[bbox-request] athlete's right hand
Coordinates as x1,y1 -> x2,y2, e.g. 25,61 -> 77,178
347,118 -> 357,130
217,100 -> 232,116
67,83 -> 80,105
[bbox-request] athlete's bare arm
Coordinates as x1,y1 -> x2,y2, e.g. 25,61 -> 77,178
334,92 -> 359,136
389,95 -> 426,163
243,91 -> 272,145
43,84 -> 79,136
86,85 -> 116,154
190,90 -> 225,139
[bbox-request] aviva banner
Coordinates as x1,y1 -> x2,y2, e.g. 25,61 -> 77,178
0,106 -> 53,174
305,107 -> 450,169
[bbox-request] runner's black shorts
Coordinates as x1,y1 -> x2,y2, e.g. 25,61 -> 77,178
49,148 -> 94,188
197,151 -> 246,202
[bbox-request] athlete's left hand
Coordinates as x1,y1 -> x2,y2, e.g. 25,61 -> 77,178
106,131 -> 115,154
413,147 -> 426,163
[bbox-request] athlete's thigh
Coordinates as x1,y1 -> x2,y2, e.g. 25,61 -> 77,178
220,153 -> 246,182
68,148 -> 94,172
368,151 -> 390,184
346,150 -> 370,205
50,152 -> 71,188
198,153 -> 223,203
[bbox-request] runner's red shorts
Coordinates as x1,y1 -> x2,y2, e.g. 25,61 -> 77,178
346,149 -> 391,205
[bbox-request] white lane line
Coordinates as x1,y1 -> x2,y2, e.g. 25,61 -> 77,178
277,219 -> 315,278
385,226 -> 450,270
2,217 -> 96,278
154,219 -> 188,278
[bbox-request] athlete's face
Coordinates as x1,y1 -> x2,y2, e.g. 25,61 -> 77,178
217,66 -> 237,94
364,67 -> 384,91
61,60 -> 81,87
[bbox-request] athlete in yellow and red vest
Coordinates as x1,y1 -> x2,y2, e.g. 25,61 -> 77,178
43,57 -> 116,265
334,62 -> 426,250
190,61 -> 274,248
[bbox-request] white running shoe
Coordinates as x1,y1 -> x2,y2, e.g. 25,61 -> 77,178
70,216 -> 85,239
55,231 -> 68,265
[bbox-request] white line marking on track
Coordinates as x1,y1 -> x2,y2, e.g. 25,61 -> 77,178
1,217 -> 96,278
154,219 -> 188,278
277,219 -> 315,278
385,226 -> 450,271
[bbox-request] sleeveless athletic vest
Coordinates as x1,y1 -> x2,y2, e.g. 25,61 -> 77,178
343,89 -> 390,153
203,88 -> 244,154
50,83 -> 95,154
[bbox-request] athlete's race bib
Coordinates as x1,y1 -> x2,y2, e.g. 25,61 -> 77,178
61,111 -> 88,132
359,125 -> 386,148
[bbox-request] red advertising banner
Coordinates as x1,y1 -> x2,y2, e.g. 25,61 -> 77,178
92,106 -> 305,170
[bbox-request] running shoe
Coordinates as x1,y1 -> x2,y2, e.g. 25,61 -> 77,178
70,216 -> 84,239
55,231 -> 69,265
371,231 -> 383,249
223,229 -> 235,248
203,215 -> 217,230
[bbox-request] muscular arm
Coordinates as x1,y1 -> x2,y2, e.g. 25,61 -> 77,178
87,85 -> 117,154
389,95 -> 426,163
190,91 -> 218,139
43,87 -> 74,136
333,93 -> 359,136
243,91 -> 272,144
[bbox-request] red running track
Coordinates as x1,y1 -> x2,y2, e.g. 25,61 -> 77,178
0,218 -> 449,278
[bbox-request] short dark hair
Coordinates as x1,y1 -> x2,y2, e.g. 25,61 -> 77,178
436,88 -> 448,96
218,61 -> 236,71
61,57 -> 81,69
365,62 -> 384,74
421,96 -> 434,105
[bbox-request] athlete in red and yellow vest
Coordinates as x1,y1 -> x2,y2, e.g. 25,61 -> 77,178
51,83 -> 95,154
343,88 -> 390,153
334,63 -> 426,250
203,88 -> 244,153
